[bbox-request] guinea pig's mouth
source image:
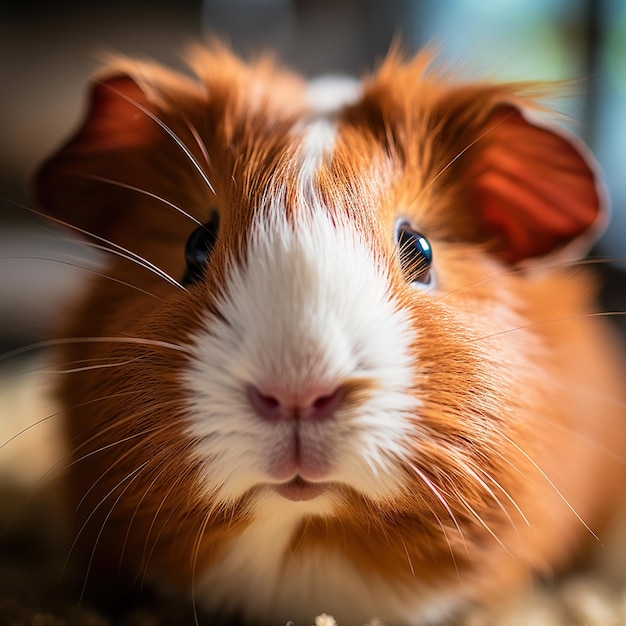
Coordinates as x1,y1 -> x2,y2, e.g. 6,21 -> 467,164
273,476 -> 329,502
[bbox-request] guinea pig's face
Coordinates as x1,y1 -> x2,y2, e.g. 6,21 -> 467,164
185,205 -> 419,505
35,46 -> 603,591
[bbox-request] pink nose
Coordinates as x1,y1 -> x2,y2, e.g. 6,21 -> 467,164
247,384 -> 344,422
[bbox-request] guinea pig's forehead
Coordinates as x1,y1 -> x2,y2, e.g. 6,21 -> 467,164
261,118 -> 393,228
215,77 -> 396,230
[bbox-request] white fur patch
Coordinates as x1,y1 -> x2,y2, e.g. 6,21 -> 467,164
183,206 -> 417,505
195,496 -> 463,626
305,75 -> 362,115
293,75 -> 362,203
298,118 -> 338,192
180,104 -> 438,622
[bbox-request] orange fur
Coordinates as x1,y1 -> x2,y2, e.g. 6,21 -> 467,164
34,45 -> 626,622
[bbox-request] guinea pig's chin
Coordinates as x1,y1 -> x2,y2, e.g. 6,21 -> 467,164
270,476 -> 332,502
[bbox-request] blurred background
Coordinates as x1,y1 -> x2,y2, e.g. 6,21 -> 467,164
1,0 -> 625,350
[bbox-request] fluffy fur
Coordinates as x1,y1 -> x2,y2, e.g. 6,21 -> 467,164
31,44 -> 626,625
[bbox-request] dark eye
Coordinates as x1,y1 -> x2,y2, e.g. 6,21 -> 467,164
396,222 -> 433,287
183,211 -> 220,285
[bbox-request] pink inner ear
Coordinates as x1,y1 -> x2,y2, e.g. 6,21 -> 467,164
35,74 -> 162,239
77,76 -> 159,153
471,106 -> 603,264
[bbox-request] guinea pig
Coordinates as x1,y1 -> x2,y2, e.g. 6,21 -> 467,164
33,43 -> 626,625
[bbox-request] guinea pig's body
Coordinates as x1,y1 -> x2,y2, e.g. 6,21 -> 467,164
35,46 -> 626,625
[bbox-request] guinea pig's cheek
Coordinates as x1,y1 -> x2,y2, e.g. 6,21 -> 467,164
181,210 -> 421,507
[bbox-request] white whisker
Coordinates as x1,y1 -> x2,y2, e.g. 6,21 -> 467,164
500,433 -> 599,541
0,255 -> 165,301
100,81 -> 215,195
72,431 -> 160,515
420,114 -> 511,198
543,420 -> 626,467
73,460 -> 151,601
11,202 -> 187,291
81,174 -> 203,227
0,389 -> 139,456
70,403 -> 183,514
406,461 -> 467,551
436,257 -> 626,304
138,479 -> 180,587
1,336 -> 191,363
478,468 -> 530,528
191,509 -> 215,626
182,114 -> 212,169
454,489 -> 512,556
42,358 -> 141,375
70,238 -> 185,292
395,524 -> 416,576
475,311 -> 626,343
457,458 -> 529,530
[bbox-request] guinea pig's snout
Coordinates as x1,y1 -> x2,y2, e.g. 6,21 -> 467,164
247,383 -> 345,423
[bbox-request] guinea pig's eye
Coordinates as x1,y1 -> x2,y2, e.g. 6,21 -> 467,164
396,222 -> 434,288
183,210 -> 220,285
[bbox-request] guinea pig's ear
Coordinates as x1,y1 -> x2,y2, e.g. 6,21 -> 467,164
469,104 -> 607,264
34,73 -> 164,240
